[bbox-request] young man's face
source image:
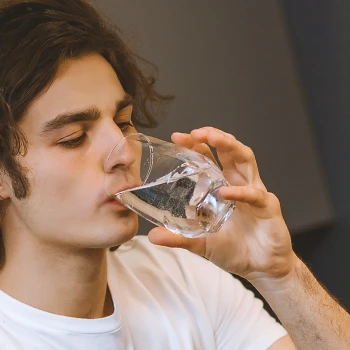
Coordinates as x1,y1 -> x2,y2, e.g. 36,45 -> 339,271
3,54 -> 140,249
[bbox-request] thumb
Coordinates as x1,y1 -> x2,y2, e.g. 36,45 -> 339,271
148,227 -> 207,256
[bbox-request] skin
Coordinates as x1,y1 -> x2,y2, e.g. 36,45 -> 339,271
149,128 -> 350,349
1,53 -> 346,349
0,53 -> 295,348
0,54 -> 138,318
149,129 -> 296,348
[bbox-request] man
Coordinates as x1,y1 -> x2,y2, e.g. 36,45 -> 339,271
0,0 -> 348,349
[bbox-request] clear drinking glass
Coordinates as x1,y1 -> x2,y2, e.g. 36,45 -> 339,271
104,133 -> 235,238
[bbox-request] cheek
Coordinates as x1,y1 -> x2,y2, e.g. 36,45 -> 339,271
26,150 -> 97,206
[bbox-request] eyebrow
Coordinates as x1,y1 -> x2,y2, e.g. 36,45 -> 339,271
40,93 -> 134,135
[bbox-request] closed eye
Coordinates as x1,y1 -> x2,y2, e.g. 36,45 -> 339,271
58,132 -> 87,149
57,121 -> 134,150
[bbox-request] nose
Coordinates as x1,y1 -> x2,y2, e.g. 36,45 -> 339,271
104,132 -> 138,173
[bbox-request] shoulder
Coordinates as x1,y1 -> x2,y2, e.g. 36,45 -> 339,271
108,236 -> 287,348
110,235 -> 224,279
108,235 -> 249,303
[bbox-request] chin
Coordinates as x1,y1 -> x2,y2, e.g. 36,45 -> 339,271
89,213 -> 139,249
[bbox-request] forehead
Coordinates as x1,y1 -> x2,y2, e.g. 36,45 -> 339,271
21,54 -> 126,131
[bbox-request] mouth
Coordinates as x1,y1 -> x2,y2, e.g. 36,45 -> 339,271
105,198 -> 127,209
101,183 -> 138,208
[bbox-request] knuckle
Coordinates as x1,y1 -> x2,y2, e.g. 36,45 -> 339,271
224,131 -> 236,140
244,146 -> 255,161
245,185 -> 257,199
268,192 -> 281,209
203,126 -> 215,133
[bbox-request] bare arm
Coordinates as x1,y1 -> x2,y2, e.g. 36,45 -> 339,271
254,256 -> 350,350
149,127 -> 350,349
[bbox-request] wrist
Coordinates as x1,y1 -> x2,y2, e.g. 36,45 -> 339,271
249,252 -> 302,294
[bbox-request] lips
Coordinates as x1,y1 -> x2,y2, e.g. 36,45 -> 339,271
101,183 -> 139,206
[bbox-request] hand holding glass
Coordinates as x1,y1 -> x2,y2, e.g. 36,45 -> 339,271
104,133 -> 235,238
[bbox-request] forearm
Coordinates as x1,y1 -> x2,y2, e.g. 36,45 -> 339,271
252,256 -> 350,350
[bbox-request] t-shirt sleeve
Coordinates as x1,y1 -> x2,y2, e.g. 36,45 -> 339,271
179,251 -> 288,350
215,269 -> 287,349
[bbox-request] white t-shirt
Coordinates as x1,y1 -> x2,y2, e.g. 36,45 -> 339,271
0,236 -> 287,349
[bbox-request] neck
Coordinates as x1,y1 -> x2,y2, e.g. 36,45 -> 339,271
0,236 -> 114,319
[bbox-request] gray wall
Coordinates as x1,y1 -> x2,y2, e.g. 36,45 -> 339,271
98,0 -> 334,236
283,0 -> 350,310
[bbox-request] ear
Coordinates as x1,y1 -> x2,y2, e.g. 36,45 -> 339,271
0,170 -> 11,200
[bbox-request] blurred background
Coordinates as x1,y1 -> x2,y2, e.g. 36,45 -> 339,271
97,0 -> 350,314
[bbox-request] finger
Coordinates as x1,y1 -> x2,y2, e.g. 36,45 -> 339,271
148,226 -> 207,256
171,132 -> 219,166
190,127 -> 257,165
171,132 -> 194,148
219,186 -> 279,214
190,127 -> 260,184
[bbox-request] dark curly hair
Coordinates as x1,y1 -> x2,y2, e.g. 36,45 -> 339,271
0,0 -> 173,267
